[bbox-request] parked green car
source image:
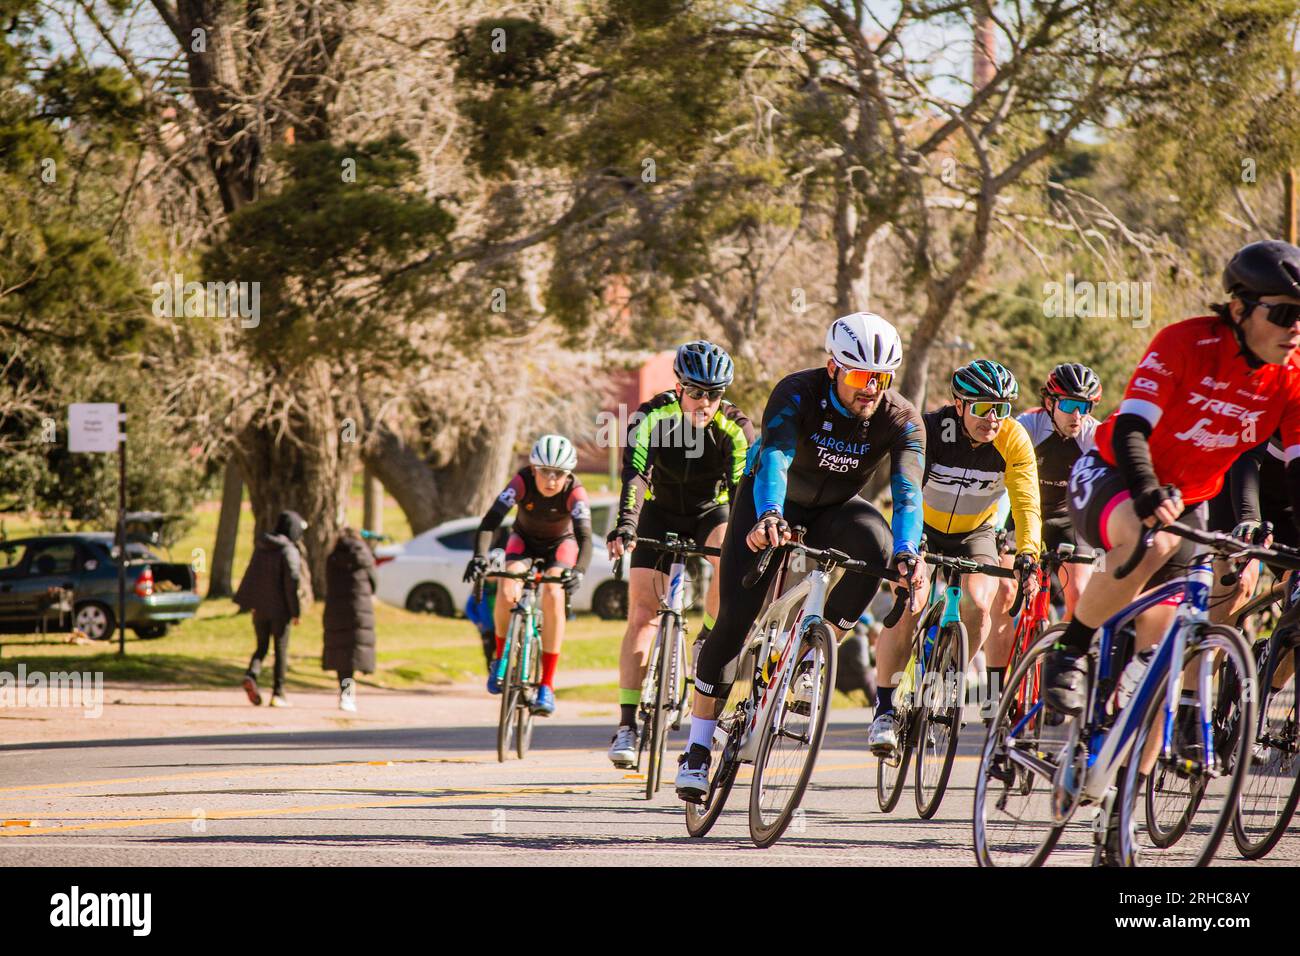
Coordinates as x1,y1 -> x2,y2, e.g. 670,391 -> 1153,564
0,533 -> 200,640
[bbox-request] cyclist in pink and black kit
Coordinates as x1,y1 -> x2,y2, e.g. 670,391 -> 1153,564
1043,240 -> 1300,715
465,434 -> 592,716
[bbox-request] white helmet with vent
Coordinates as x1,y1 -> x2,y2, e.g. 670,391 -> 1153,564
825,312 -> 903,372
529,434 -> 578,471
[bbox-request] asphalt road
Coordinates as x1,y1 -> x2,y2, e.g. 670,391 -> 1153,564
2,693 -> 1297,866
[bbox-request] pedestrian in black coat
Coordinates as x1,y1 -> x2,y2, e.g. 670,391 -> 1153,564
233,510 -> 307,707
322,526 -> 377,712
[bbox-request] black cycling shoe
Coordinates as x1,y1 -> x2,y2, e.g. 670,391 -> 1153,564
1041,648 -> 1089,717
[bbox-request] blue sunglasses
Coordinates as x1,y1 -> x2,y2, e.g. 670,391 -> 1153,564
1056,398 -> 1094,415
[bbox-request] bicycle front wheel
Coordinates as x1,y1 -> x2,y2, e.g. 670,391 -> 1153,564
496,617 -> 523,763
645,614 -> 678,799
516,627 -> 542,760
915,623 -> 969,819
1117,624 -> 1256,866
1233,642 -> 1300,859
748,620 -> 836,848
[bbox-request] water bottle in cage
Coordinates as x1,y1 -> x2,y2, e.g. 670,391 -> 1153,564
1109,646 -> 1155,714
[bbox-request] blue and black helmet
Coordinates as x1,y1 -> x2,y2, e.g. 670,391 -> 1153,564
952,359 -> 1018,402
674,341 -> 734,389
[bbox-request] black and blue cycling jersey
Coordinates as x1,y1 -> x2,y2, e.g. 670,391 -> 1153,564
744,367 -> 925,557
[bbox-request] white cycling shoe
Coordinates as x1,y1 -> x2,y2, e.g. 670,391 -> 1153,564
867,711 -> 900,757
674,748 -> 711,803
607,725 -> 638,768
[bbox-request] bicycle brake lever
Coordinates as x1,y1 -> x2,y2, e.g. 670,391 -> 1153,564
882,585 -> 909,629
743,546 -> 776,589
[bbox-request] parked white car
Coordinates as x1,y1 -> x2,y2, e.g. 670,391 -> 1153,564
374,496 -> 631,619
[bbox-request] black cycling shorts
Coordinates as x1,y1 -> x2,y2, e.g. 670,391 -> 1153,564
1206,477 -> 1299,552
1067,452 -> 1207,588
693,475 -> 892,698
628,500 -> 729,572
923,523 -> 1000,568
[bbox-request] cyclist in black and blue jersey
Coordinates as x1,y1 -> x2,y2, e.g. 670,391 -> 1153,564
675,312 -> 929,801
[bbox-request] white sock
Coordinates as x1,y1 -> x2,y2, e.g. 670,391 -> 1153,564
688,718 -> 717,751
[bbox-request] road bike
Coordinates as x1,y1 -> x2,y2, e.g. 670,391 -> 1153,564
973,521 -> 1299,866
877,548 -> 1022,819
625,535 -> 720,799
1231,564 -> 1300,858
480,560 -> 570,762
684,533 -> 905,847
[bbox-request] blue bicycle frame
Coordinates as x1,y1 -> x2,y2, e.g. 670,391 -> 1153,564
1007,560 -> 1218,806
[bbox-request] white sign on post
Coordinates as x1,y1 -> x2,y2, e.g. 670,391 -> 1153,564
68,403 -> 121,453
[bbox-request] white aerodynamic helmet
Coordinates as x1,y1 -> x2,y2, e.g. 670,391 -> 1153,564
825,312 -> 904,372
529,433 -> 578,471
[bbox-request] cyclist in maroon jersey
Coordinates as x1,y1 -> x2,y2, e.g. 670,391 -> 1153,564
465,434 -> 592,716
1043,240 -> 1300,716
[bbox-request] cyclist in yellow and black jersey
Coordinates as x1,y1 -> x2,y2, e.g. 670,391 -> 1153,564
868,359 -> 1042,755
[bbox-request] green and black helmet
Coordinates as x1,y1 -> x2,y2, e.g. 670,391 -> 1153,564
952,359 -> 1018,402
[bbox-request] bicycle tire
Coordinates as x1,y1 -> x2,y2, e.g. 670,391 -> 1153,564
517,624 -> 542,760
645,614 -> 676,799
915,622 -> 969,819
684,712 -> 740,837
877,602 -> 944,813
748,620 -> 836,848
496,614 -> 523,763
1233,643 -> 1300,859
973,623 -> 1073,867
1117,624 -> 1256,867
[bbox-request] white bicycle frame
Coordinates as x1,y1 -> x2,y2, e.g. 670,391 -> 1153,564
726,559 -> 835,763
640,555 -> 689,722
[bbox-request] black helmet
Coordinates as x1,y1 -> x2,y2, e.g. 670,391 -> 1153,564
952,359 -> 1018,401
1223,240 -> 1300,299
1042,363 -> 1102,401
673,341 -> 734,389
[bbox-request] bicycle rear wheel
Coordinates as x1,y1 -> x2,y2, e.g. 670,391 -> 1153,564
1117,624 -> 1256,866
915,622 -> 969,819
516,627 -> 542,760
645,615 -> 677,799
496,617 -> 523,763
876,708 -> 913,813
1233,642 -> 1300,859
748,620 -> 836,848
973,624 -> 1076,866
684,710 -> 741,837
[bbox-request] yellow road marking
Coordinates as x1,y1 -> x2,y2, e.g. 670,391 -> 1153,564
0,782 -> 633,837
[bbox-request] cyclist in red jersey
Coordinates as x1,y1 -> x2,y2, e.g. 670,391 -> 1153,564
1043,240 -> 1300,715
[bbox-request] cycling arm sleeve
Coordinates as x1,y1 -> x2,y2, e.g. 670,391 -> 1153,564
997,420 -> 1042,558
569,486 -> 593,573
888,417 -> 925,556
1111,413 -> 1162,500
617,404 -> 661,528
752,390 -> 800,516
475,474 -> 524,557
1230,442 -> 1268,524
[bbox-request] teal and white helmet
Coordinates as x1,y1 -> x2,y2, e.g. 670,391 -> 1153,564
530,434 -> 578,471
952,359 -> 1018,401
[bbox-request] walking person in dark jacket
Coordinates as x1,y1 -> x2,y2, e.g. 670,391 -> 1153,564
322,526 -> 377,712
233,510 -> 307,707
